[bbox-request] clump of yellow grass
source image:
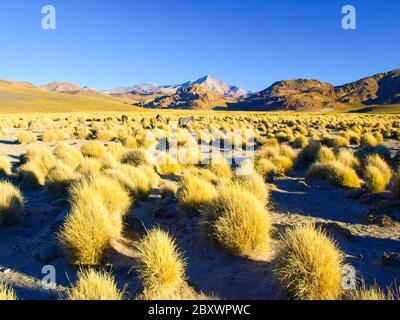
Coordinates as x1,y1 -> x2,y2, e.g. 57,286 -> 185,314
275,224 -> 344,300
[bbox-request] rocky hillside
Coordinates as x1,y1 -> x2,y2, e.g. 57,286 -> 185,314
143,84 -> 234,109
239,69 -> 400,111
105,75 -> 251,100
239,79 -> 343,111
334,69 -> 400,105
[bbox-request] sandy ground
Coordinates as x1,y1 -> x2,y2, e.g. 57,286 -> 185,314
0,128 -> 399,300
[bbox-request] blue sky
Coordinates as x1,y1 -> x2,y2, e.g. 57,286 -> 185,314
0,0 -> 398,91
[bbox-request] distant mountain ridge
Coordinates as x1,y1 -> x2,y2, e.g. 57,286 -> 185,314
1,68 -> 399,112
105,75 -> 252,99
143,84 -> 234,110
239,69 -> 400,111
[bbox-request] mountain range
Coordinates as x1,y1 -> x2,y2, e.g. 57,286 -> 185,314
239,69 -> 400,111
104,75 -> 252,99
0,69 -> 399,113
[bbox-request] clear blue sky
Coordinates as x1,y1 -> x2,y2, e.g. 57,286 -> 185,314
0,0 -> 398,91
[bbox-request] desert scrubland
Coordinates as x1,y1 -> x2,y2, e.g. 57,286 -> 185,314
0,111 -> 399,300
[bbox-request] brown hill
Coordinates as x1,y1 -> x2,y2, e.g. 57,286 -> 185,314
0,79 -> 141,113
239,79 -> 343,111
335,69 -> 400,104
143,84 -> 234,110
41,81 -> 83,93
238,69 -> 400,111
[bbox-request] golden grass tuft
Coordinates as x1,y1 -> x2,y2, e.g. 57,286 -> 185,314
105,164 -> 157,200
316,146 -> 336,162
69,173 -> 132,220
363,155 -> 392,193
17,162 -> 46,190
156,153 -> 181,175
361,133 -> 379,148
107,143 -> 126,161
136,228 -> 186,296
348,283 -> 389,300
296,140 -> 321,165
160,180 -> 179,199
80,141 -> 106,158
46,161 -> 80,195
0,156 -> 12,175
206,183 -> 271,256
66,269 -> 123,300
336,149 -> 360,169
183,167 -> 219,184
58,196 -> 113,265
178,173 -> 217,214
122,149 -> 149,166
235,172 -> 269,205
76,157 -> 102,177
364,165 -> 387,193
0,281 -> 17,300
292,135 -> 308,149
0,181 -> 24,227
54,143 -> 83,169
17,131 -> 36,144
276,223 -> 344,300
391,169 -> 400,198
255,158 -> 277,178
207,153 -> 233,179
306,160 -> 361,189
364,154 -> 392,182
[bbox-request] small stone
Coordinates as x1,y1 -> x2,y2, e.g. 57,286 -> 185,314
0,267 -> 11,273
366,214 -> 395,226
346,189 -> 367,200
359,192 -> 387,205
33,243 -> 59,264
381,252 -> 400,267
315,222 -> 354,241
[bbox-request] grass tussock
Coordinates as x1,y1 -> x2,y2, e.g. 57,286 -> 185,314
54,143 -> 83,169
207,153 -> 233,179
122,149 -> 149,166
306,160 -> 361,189
46,161 -> 80,195
157,154 -> 181,176
0,181 -> 24,227
76,157 -> 102,177
17,131 -> 36,144
58,195 -> 115,265
205,183 -> 271,256
0,281 -> 17,300
296,140 -> 321,165
0,156 -> 12,175
276,224 -> 344,300
80,141 -> 106,159
348,283 -> 390,300
363,155 -> 392,193
66,269 -> 123,300
361,133 -> 379,148
105,164 -> 157,200
235,172 -> 269,205
160,180 -> 179,199
136,228 -> 186,296
178,173 -> 217,213
17,162 -> 46,190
